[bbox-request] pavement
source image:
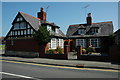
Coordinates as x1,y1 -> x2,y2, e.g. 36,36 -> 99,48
0,54 -> 119,70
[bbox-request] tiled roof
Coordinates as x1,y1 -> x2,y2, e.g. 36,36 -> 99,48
20,12 -> 40,30
66,21 -> 113,37
19,12 -> 65,37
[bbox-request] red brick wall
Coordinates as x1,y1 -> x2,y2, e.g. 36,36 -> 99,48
6,39 -> 41,52
5,38 -> 68,59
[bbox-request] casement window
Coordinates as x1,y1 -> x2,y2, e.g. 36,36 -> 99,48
27,24 -> 31,28
47,25 -> 52,31
20,22 -> 26,29
14,31 -> 17,35
78,29 -> 85,35
21,30 -> 24,35
91,28 -> 98,34
89,38 -> 100,48
51,38 -> 56,49
58,39 -> 63,48
27,29 -> 30,34
14,23 -> 19,29
14,22 -> 26,30
76,39 -> 86,48
24,30 -> 27,35
30,29 -> 33,34
56,28 -> 59,34
19,17 -> 23,21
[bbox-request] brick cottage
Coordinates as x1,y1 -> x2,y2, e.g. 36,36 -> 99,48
4,8 -> 65,57
4,8 -> 114,60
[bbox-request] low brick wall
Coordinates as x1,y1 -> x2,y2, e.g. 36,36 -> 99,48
5,51 -> 39,58
40,54 -> 67,60
79,55 -> 110,62
110,45 -> 120,63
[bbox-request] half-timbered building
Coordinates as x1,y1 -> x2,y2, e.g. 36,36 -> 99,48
4,8 -> 65,57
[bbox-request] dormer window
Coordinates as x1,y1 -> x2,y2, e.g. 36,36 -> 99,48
91,28 -> 98,34
78,29 -> 85,35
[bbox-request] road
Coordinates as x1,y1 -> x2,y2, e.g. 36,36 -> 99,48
1,60 -> 119,80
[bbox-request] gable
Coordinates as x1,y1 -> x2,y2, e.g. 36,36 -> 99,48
4,12 -> 36,40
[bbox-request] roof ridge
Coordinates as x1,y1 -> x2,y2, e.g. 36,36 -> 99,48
92,21 -> 112,24
69,21 -> 112,26
19,12 -> 40,20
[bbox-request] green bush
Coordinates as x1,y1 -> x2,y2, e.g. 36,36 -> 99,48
46,49 -> 55,54
46,47 -> 63,54
55,47 -> 63,54
82,49 -> 86,54
86,46 -> 95,54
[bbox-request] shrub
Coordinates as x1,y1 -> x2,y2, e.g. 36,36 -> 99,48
82,49 -> 86,54
86,46 -> 95,54
55,47 -> 64,54
46,49 -> 55,54
46,47 -> 63,54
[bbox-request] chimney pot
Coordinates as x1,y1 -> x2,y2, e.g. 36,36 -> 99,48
37,8 -> 46,21
87,13 -> 92,25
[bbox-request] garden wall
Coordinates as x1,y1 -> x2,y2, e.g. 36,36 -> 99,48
110,45 -> 120,63
39,54 -> 67,60
78,55 -> 110,62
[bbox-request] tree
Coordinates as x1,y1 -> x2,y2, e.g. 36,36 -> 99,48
33,26 -> 53,46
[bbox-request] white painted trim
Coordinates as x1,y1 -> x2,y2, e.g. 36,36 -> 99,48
76,39 -> 86,48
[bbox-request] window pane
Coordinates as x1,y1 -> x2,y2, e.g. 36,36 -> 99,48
20,22 -> 26,29
89,38 -> 100,48
31,29 -> 33,34
14,23 -> 19,29
78,29 -> 85,35
18,31 -> 20,35
27,24 -> 31,28
15,31 -> 17,35
27,29 -> 30,34
19,17 -> 23,21
76,39 -> 86,48
24,30 -> 26,35
51,38 -> 56,49
16,18 -> 19,22
21,30 -> 23,35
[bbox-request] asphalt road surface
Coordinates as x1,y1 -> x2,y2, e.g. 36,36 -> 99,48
1,60 -> 119,80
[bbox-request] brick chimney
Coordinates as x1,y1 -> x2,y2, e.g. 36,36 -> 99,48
86,13 -> 92,25
37,8 -> 46,21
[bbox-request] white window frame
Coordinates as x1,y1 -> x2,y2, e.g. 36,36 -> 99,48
56,28 -> 59,34
58,39 -> 63,48
76,39 -> 86,48
91,28 -> 98,34
51,38 -> 56,49
47,25 -> 52,32
20,22 -> 26,29
89,38 -> 100,48
14,23 -> 19,29
78,29 -> 85,35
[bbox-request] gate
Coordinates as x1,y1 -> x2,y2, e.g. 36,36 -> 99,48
68,52 -> 77,60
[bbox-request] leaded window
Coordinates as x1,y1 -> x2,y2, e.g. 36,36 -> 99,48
89,38 -> 100,48
76,39 -> 86,48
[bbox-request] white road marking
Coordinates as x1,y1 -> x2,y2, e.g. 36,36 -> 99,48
1,72 -> 34,79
